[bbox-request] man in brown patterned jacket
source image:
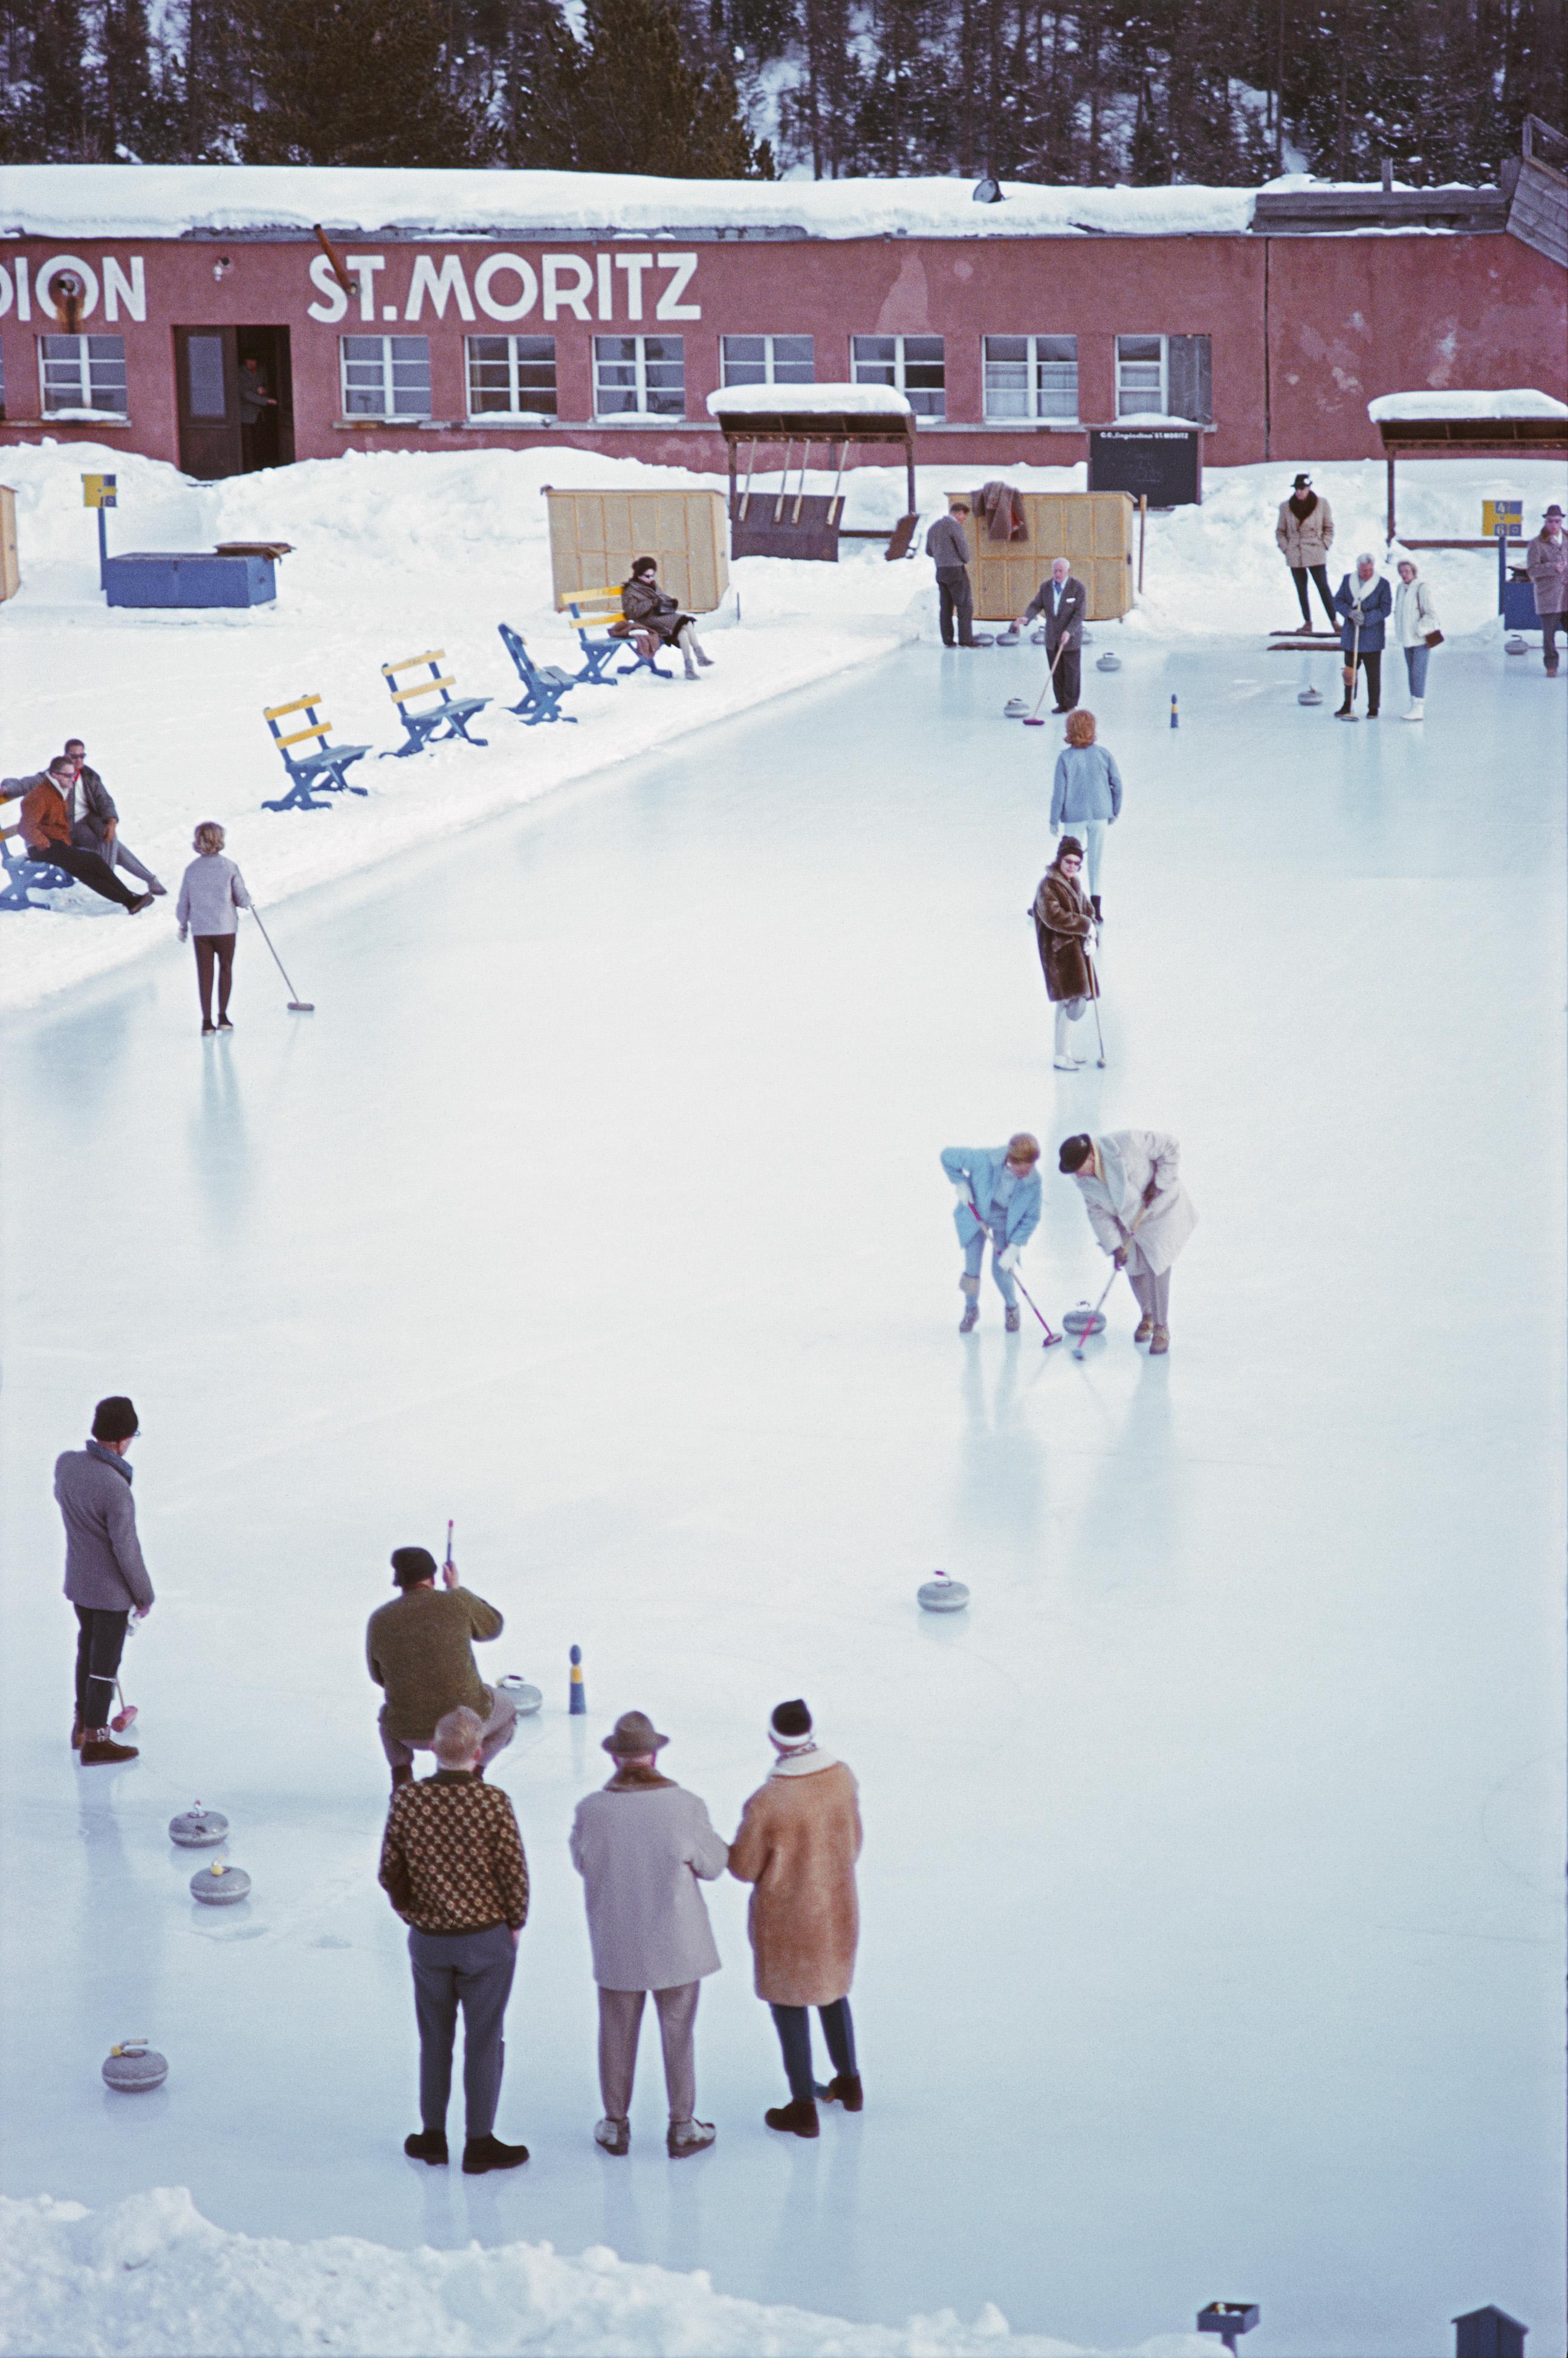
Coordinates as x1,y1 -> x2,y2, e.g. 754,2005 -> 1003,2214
380,1704 -> 531,2174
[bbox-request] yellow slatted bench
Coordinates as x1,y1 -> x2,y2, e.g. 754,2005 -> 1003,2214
380,649 -> 490,756
261,695 -> 371,813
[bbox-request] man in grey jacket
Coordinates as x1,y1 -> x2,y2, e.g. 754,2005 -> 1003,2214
924,500 -> 985,649
1016,557 -> 1087,711
570,1710 -> 728,2158
61,739 -> 166,896
54,1396 -> 154,1762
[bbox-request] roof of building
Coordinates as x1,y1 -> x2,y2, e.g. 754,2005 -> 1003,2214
0,163 -> 1518,247
1368,388 -> 1568,419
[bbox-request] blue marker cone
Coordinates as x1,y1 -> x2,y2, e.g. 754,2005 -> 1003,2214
1170,693 -> 1179,729
569,1643 -> 586,1715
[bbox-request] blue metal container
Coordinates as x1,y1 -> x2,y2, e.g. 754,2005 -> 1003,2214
104,551 -> 277,608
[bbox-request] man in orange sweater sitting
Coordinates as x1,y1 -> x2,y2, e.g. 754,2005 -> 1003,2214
9,757 -> 154,911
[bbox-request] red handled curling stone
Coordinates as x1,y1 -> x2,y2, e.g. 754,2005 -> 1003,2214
918,1570 -> 971,1613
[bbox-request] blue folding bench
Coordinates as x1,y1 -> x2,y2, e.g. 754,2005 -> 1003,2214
380,649 -> 490,756
261,693 -> 372,813
562,586 -> 675,681
497,623 -> 580,725
0,825 -> 76,912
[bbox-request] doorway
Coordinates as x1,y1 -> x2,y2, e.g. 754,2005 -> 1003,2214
174,326 -> 294,478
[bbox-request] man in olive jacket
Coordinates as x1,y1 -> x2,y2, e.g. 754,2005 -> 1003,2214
366,1546 -> 516,1790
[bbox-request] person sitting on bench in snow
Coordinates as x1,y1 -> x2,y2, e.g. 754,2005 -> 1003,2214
618,557 -> 714,682
61,738 -> 166,898
11,758 -> 154,914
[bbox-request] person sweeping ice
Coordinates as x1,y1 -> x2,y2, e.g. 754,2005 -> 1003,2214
1057,1130 -> 1196,1356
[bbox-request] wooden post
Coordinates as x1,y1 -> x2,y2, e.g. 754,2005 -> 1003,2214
1138,493 -> 1147,591
905,433 -> 916,521
1386,450 -> 1397,544
727,437 -> 737,528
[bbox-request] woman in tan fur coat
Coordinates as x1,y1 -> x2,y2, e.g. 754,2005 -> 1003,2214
728,1698 -> 863,2139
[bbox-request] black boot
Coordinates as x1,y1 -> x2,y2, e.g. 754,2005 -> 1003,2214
463,2134 -> 530,2174
404,2129 -> 448,2165
821,2072 -> 863,2113
1090,894 -> 1102,922
765,2097 -> 819,2139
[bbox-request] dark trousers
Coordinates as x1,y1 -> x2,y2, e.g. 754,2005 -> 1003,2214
194,934 -> 236,1024
1049,643 -> 1081,710
1543,616 -> 1561,670
409,1922 -> 516,2139
30,842 -> 138,908
73,1605 -> 129,1727
1341,650 -> 1382,713
935,566 -> 976,647
1291,564 -> 1336,627
770,1998 -> 856,2103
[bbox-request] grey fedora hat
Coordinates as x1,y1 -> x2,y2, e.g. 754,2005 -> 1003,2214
602,1709 -> 670,1758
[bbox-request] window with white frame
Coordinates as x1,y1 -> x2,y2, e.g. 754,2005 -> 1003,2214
340,334 -> 431,419
1115,334 -> 1212,422
983,336 -> 1078,423
594,335 -> 685,418
39,334 -> 128,416
851,334 -> 944,420
721,334 -> 814,387
466,335 -> 557,419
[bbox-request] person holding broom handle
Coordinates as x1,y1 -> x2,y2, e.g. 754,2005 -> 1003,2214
176,822 -> 251,1036
1332,554 -> 1390,720
1057,1131 -> 1196,1356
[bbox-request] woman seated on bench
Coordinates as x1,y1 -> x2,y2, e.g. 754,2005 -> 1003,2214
618,557 -> 714,682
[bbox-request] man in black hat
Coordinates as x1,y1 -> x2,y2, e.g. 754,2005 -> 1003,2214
54,1395 -> 153,1763
366,1546 -> 515,1792
1275,472 -> 1337,631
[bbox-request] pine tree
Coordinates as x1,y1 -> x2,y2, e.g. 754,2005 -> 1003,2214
241,0 -> 490,166
510,0 -> 773,175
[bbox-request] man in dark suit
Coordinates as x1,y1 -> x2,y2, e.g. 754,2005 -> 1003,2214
1016,559 -> 1087,711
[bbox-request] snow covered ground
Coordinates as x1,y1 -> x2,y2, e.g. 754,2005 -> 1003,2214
1,614 -> 1563,2353
3,440 -> 1562,1016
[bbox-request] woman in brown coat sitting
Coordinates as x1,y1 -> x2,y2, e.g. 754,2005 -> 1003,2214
728,1698 -> 863,2139
620,557 -> 714,682
1032,835 -> 1099,1071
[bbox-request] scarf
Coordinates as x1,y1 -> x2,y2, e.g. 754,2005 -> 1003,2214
1289,492 -> 1317,522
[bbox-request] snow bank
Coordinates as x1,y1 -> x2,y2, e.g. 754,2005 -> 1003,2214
2,438 -> 1561,1016
0,2187 -> 1216,2358
707,384 -> 913,419
0,163 -> 1256,243
1368,388 -> 1568,421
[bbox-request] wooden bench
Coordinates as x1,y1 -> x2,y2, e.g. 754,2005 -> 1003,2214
0,822 -> 75,912
261,695 -> 372,813
561,586 -> 675,682
497,623 -> 580,726
380,649 -> 490,756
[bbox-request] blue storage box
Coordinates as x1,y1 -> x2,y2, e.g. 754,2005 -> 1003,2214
104,551 -> 277,608
1501,572 -> 1540,630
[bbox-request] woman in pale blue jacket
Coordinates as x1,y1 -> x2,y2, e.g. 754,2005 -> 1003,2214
1049,709 -> 1123,917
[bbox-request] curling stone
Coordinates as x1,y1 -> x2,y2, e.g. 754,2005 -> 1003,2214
1029,625 -> 1048,647
1297,685 -> 1324,706
1095,651 -> 1122,672
497,1673 -> 543,1717
1505,634 -> 1527,655
169,1802 -> 228,1848
995,626 -> 1022,646
918,1570 -> 971,1613
190,1861 -> 250,1905
1003,697 -> 1031,718
103,2039 -> 167,2093
1062,1302 -> 1107,1339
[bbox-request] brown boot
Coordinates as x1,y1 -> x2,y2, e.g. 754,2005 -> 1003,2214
821,2072 -> 863,2113
80,1727 -> 139,1764
764,2097 -> 819,2139
71,1717 -> 85,1750
391,1763 -> 413,1790
1133,1315 -> 1153,1344
1149,1324 -> 1170,1356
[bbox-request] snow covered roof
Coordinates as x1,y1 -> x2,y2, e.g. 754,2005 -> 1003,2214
0,164 -> 1257,242
707,383 -> 912,418
1367,388 -> 1568,420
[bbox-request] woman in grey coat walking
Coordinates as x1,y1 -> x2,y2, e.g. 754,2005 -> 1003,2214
1049,709 -> 1123,916
175,822 -> 251,1035
570,1710 -> 728,2158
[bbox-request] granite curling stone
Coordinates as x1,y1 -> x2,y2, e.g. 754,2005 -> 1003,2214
190,1861 -> 250,1905
497,1673 -> 543,1717
1095,651 -> 1122,672
169,1803 -> 228,1848
918,1570 -> 971,1613
103,2040 -> 168,2092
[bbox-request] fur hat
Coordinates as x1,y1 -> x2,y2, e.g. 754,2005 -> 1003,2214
91,1395 -> 138,1443
603,1709 -> 669,1758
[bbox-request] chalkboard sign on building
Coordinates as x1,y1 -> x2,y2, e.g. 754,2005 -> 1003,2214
1088,428 -> 1204,508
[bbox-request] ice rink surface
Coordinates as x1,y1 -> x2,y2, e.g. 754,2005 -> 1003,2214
2,634 -> 1563,2353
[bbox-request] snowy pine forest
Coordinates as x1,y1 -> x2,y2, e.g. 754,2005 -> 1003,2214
1,0 -> 1563,187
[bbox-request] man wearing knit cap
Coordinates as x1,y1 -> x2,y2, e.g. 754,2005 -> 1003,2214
728,1700 -> 863,2139
570,1710 -> 729,2157
366,1545 -> 515,1793
940,1134 -> 1042,1333
54,1395 -> 153,1764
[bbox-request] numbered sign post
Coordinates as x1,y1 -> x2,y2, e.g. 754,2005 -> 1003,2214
82,472 -> 118,591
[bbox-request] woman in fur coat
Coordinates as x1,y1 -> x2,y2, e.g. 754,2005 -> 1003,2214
1032,836 -> 1099,1071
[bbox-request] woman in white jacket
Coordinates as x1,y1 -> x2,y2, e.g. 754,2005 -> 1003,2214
175,821 -> 251,1035
1058,1129 -> 1196,1356
1393,559 -> 1441,721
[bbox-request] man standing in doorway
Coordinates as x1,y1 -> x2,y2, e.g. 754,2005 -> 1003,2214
55,1395 -> 152,1762
239,356 -> 277,470
1016,557 -> 1087,712
925,499 -> 984,649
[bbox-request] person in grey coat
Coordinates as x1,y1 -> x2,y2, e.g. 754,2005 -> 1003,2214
925,501 -> 983,649
1014,559 -> 1087,712
570,1710 -> 728,2158
60,738 -> 166,896
176,822 -> 252,1035
1333,556 -> 1391,717
54,1395 -> 152,1763
1525,502 -> 1566,675
1049,708 -> 1123,915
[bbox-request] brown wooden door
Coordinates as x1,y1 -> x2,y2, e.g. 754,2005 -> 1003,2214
175,327 -> 242,478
